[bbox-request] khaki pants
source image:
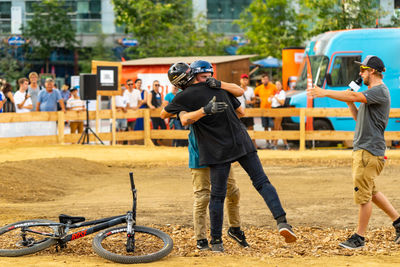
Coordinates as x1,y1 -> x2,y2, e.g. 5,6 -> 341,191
191,167 -> 240,240
352,149 -> 385,204
70,121 -> 84,134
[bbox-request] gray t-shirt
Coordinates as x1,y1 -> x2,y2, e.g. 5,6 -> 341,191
28,85 -> 42,111
353,84 -> 390,156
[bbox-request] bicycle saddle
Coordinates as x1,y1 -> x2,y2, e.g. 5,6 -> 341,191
59,214 -> 86,224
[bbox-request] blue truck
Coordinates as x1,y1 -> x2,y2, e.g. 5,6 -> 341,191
285,28 -> 400,141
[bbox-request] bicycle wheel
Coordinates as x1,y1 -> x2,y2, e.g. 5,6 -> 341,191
93,225 -> 173,264
0,219 -> 58,257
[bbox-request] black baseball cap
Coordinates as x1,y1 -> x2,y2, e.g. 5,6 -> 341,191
355,55 -> 385,72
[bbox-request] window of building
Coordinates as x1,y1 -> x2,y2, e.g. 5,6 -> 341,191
206,0 -> 252,34
0,1 -> 11,33
395,0 -> 400,9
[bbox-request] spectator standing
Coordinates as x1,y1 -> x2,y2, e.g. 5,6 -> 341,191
147,80 -> 166,145
27,72 -> 42,111
237,74 -> 256,147
1,82 -> 16,113
66,87 -> 85,134
307,55 -> 400,249
115,86 -> 128,144
14,78 -> 33,113
36,78 -> 65,112
60,84 -> 71,106
271,81 -> 289,150
0,89 -> 4,112
123,79 -> 142,131
134,79 -> 148,131
163,85 -> 186,147
254,73 -> 277,148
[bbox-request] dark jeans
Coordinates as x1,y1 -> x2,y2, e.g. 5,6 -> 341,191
209,151 -> 286,238
262,116 -> 274,129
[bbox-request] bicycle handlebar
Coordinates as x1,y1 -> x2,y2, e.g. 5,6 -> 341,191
129,172 -> 135,190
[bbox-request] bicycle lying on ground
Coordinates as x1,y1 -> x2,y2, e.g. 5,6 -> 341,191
0,172 -> 173,264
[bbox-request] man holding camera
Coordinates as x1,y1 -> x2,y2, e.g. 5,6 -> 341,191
307,55 -> 400,249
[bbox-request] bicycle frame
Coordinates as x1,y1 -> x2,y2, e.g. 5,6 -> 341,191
21,172 -> 138,245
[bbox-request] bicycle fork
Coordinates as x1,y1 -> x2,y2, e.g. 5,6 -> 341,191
126,211 -> 135,253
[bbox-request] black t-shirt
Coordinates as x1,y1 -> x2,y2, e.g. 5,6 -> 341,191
165,82 -> 256,165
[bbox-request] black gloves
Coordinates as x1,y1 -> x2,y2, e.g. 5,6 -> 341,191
203,96 -> 228,115
206,77 -> 222,88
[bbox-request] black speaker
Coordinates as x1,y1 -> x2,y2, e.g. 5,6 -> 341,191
79,74 -> 97,100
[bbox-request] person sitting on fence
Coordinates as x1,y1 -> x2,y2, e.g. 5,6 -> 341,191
14,78 -> 33,113
66,87 -> 85,134
271,81 -> 289,150
36,78 -> 65,112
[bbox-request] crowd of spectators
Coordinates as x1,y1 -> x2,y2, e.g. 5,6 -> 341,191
1,72 -> 289,148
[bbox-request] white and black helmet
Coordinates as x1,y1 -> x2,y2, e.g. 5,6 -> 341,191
168,62 -> 194,89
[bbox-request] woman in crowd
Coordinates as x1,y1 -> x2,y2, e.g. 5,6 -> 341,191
1,82 -> 16,113
271,81 -> 289,150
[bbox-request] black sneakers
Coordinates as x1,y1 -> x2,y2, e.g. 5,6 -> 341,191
210,237 -> 224,252
227,227 -> 249,247
394,222 -> 400,244
339,233 -> 365,249
196,239 -> 210,251
278,223 -> 297,243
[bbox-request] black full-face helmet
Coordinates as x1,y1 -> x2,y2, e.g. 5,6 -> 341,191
168,62 -> 194,89
190,60 -> 214,76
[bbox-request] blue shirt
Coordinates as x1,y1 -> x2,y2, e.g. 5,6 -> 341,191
38,89 -> 62,111
0,91 -> 3,112
164,92 -> 176,103
188,125 -> 207,169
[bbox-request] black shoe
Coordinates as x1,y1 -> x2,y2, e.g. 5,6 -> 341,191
339,234 -> 365,249
210,237 -> 224,252
196,239 -> 210,251
227,227 -> 249,247
394,222 -> 400,244
277,222 -> 297,243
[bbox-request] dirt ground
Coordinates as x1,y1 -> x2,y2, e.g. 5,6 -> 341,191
1,145 -> 400,266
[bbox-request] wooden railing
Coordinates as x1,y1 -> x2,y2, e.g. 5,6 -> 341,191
1,108 -> 400,150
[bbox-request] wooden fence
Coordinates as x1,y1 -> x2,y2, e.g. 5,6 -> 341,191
1,108 -> 400,151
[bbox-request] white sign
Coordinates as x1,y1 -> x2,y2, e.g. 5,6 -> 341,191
294,53 -> 304,64
11,7 -> 22,34
100,70 -> 114,86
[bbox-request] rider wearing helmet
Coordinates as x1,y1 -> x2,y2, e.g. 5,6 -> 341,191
167,62 -> 194,89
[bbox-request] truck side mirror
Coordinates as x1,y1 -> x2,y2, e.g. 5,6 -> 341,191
325,73 -> 332,86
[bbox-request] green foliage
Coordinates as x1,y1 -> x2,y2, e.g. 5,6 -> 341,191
21,0 -> 77,72
235,0 -> 307,59
301,0 -> 384,37
0,44 -> 30,87
112,0 -> 227,58
389,10 -> 400,27
78,34 -> 117,73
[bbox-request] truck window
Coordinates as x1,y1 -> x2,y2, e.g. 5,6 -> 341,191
330,55 -> 361,87
294,55 -> 328,90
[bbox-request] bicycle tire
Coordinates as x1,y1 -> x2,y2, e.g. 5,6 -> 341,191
93,225 -> 173,264
0,219 -> 58,257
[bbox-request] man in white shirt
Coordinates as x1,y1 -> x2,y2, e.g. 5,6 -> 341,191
123,79 -> 142,131
14,78 -> 33,113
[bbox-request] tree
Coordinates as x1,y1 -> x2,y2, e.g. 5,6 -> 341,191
0,43 -> 30,87
21,0 -> 77,73
301,0 -> 384,37
112,0 -> 228,58
235,0 -> 307,59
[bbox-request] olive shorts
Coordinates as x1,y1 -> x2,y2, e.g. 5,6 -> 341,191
191,167 -> 240,240
352,149 -> 385,204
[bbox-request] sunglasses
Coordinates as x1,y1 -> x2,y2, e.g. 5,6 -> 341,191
154,84 -> 160,86
360,66 -> 371,72
127,83 -> 134,86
